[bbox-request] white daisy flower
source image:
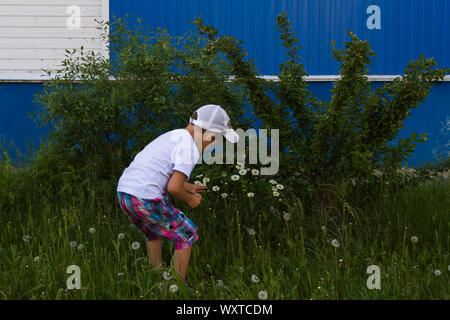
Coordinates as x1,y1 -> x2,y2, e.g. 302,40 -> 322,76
247,228 -> 256,236
239,169 -> 247,176
196,174 -> 203,178
33,256 -> 39,263
118,233 -> 125,240
236,163 -> 245,170
170,284 -> 179,293
410,236 -> 418,243
69,241 -> 77,248
131,242 -> 140,250
251,169 -> 259,176
269,179 -> 277,185
89,227 -> 96,234
231,175 -> 240,181
434,270 -> 441,277
221,193 -> 228,198
276,184 -> 284,190
247,192 -> 255,198
283,212 -> 291,221
203,177 -> 210,183
331,239 -> 340,248
251,274 -> 260,283
273,191 -> 280,197
212,186 -> 220,192
258,290 -> 268,300
194,180 -> 202,185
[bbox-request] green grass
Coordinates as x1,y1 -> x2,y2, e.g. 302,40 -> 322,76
0,170 -> 448,300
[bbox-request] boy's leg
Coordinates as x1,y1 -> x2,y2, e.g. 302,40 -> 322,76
146,238 -> 163,270
173,246 -> 192,281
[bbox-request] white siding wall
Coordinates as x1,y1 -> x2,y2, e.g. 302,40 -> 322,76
0,0 -> 109,81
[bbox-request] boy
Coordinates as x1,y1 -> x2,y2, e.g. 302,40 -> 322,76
117,104 -> 239,285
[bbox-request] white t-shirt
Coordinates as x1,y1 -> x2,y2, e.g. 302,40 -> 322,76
117,129 -> 200,199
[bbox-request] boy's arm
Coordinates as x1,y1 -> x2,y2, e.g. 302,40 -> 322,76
167,171 -> 202,208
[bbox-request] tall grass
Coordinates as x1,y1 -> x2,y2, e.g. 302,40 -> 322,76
0,159 -> 448,299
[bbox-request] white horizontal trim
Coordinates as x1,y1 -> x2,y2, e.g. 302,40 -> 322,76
0,71 -> 450,82
2,74 -> 448,83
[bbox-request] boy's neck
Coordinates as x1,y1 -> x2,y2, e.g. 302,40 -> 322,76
184,124 -> 202,152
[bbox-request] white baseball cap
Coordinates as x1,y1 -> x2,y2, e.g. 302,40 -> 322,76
189,104 -> 239,143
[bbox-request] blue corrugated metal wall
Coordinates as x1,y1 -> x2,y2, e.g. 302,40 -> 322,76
1,0 -> 449,166
110,0 -> 450,75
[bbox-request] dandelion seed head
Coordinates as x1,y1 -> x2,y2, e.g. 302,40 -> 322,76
410,236 -> 419,243
69,241 -> 77,248
321,226 -> 327,232
434,270 -> 441,276
131,242 -> 140,250
118,272 -> 124,277
89,227 -> 96,234
77,244 -> 85,250
251,274 -> 260,283
283,212 -> 291,221
33,256 -> 39,263
163,270 -> 171,280
258,290 -> 268,300
216,280 -> 224,287
247,228 -> 256,236
331,239 -> 340,248
170,284 -> 179,293
118,233 -> 125,240
221,172 -> 227,177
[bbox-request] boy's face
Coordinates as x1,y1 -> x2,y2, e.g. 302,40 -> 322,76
191,125 -> 216,151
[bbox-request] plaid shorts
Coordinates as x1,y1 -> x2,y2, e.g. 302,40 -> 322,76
117,191 -> 199,250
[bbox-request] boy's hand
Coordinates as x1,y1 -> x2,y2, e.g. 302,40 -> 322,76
188,193 -> 202,208
184,181 -> 207,194
168,171 -> 203,208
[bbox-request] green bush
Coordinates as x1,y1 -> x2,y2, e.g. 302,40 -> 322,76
193,12 -> 450,206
